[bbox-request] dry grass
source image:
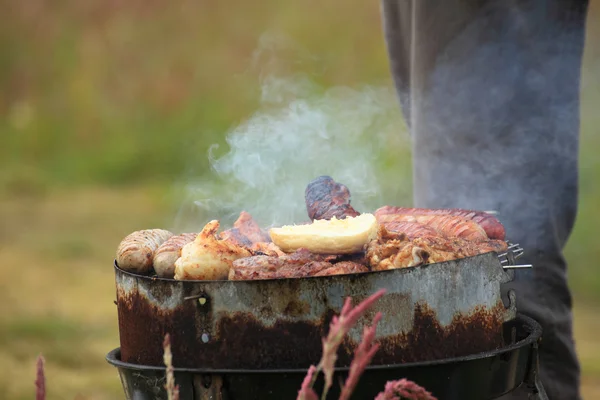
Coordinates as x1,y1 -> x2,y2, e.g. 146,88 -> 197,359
0,187 -> 598,399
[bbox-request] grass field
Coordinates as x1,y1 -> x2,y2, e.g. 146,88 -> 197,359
1,1 -> 600,399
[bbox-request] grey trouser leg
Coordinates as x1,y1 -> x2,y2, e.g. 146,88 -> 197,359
380,1 -> 589,399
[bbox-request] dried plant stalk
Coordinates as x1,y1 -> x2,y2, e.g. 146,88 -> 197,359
374,379 -> 437,400
338,312 -> 383,400
163,333 -> 180,400
297,365 -> 319,400
36,354 -> 45,400
296,288 -> 387,400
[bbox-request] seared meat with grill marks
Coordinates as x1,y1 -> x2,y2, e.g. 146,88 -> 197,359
228,248 -> 367,280
375,206 -> 505,240
305,176 -> 360,221
379,220 -> 442,239
376,213 -> 488,241
366,226 -> 508,271
312,261 -> 369,277
220,211 -> 271,247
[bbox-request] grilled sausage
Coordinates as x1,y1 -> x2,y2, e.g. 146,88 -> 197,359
116,229 -> 174,274
375,206 -> 506,240
153,233 -> 198,278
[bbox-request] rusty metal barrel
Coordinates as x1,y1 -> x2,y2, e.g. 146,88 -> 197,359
114,251 -> 516,369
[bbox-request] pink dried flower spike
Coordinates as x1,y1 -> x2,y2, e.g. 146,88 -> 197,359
297,365 -> 319,400
374,378 -> 438,400
36,354 -> 45,400
339,312 -> 383,400
319,288 -> 386,398
163,334 -> 180,400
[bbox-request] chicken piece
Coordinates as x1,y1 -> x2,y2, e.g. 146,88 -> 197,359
376,213 -> 488,241
174,220 -> 251,280
375,206 -> 506,240
366,225 -> 508,271
116,229 -> 174,275
220,211 -> 271,247
250,241 -> 286,257
153,233 -> 198,278
305,176 -> 360,221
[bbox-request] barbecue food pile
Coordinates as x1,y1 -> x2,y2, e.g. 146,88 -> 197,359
115,176 -> 508,280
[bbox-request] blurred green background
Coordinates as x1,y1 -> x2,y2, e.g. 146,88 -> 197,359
0,1 -> 599,399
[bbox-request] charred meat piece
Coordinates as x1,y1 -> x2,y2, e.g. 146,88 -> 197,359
229,257 -> 368,280
220,211 -> 271,247
312,261 -> 369,277
376,213 -> 488,241
375,206 -> 506,240
228,248 -> 357,280
366,226 -> 508,271
305,176 -> 360,221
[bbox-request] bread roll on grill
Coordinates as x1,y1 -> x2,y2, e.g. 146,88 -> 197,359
153,233 -> 198,278
116,229 -> 173,274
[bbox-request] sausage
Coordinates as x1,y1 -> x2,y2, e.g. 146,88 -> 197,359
375,206 -> 506,240
153,233 -> 198,278
116,229 -> 174,274
376,214 -> 489,241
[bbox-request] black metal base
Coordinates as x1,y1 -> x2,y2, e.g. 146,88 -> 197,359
106,314 -> 546,400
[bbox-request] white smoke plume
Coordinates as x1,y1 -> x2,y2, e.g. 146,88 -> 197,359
171,34 -> 409,232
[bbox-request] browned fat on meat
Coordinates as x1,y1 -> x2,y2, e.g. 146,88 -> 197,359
220,211 -> 271,247
228,248 -> 367,280
305,176 -> 360,221
367,226 -> 509,271
376,213 -> 489,242
375,206 -> 506,240
378,220 -> 442,239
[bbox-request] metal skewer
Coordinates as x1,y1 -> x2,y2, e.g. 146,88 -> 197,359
503,264 -> 533,269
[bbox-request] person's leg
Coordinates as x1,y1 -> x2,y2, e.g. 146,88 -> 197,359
381,1 -> 589,398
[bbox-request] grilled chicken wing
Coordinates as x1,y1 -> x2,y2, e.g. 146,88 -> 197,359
174,220 -> 251,280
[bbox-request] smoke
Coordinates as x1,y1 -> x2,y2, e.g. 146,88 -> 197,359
171,34 -> 408,232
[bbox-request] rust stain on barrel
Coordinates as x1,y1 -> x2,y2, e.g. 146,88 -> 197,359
117,284 -> 505,369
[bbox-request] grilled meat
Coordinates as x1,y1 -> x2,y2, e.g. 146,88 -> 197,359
220,211 -> 271,247
229,249 -> 367,280
379,220 -> 442,239
116,229 -> 174,274
153,232 -> 198,278
375,206 -> 505,240
305,176 -> 360,221
376,213 -> 488,241
312,261 -> 369,277
174,220 -> 251,280
367,225 -> 508,271
250,241 -> 286,257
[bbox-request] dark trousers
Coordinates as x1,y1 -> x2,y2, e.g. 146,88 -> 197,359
380,1 -> 589,398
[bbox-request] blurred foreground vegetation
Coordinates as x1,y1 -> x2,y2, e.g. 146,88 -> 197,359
0,1 -> 599,399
